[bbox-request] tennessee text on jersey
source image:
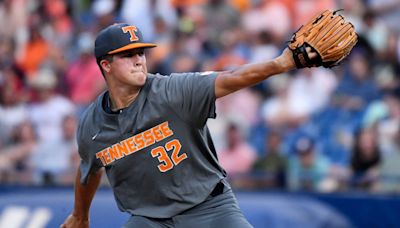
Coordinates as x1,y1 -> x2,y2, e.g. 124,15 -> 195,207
96,121 -> 173,166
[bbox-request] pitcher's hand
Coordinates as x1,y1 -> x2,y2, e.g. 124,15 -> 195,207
60,214 -> 89,228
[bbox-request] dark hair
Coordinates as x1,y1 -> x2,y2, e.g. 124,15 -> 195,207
96,55 -> 114,77
350,128 -> 381,172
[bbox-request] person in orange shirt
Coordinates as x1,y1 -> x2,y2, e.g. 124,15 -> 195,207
16,25 -> 49,77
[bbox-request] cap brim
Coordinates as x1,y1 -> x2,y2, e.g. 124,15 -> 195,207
108,43 -> 157,55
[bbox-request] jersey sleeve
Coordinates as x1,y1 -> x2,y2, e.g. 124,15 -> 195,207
164,72 -> 218,127
76,114 -> 103,185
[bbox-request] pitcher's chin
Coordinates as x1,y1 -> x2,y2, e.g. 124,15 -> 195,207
134,72 -> 147,85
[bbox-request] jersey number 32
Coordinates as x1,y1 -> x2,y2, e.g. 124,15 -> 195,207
151,139 -> 187,172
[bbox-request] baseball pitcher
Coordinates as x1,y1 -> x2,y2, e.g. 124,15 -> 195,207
61,10 -> 357,228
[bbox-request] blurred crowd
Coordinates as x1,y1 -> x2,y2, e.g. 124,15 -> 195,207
0,0 -> 400,194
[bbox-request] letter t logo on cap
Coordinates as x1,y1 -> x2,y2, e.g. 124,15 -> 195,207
122,26 -> 139,42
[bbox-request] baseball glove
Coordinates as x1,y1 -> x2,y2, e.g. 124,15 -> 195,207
288,9 -> 358,68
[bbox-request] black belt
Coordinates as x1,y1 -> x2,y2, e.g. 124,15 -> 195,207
210,181 -> 224,197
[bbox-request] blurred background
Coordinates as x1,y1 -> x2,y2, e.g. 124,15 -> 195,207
0,0 -> 400,227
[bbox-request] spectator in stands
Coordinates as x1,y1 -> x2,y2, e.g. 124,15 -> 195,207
361,10 -> 390,60
261,67 -> 338,129
289,0 -> 336,29
366,0 -> 400,34
0,121 -> 37,184
287,137 -> 331,191
212,28 -> 247,71
65,33 -> 106,117
218,122 -> 257,177
289,68 -> 338,115
248,30 -> 280,64
241,0 -> 291,41
363,91 -> 400,193
0,37 -> 16,73
59,114 -> 80,184
0,67 -> 28,147
378,122 -> 400,193
261,74 -> 308,128
252,130 -> 287,188
16,24 -> 50,77
350,127 -> 381,191
91,0 -> 117,30
120,0 -> 177,42
331,50 -> 380,113
364,90 -> 400,154
146,16 -> 174,74
202,0 -> 240,48
31,114 -> 78,186
27,68 -> 76,185
363,90 -> 395,129
378,91 -> 400,153
29,68 -> 76,142
42,0 -> 73,48
0,0 -> 28,42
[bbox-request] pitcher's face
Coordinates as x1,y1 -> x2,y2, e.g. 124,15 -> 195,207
107,48 -> 148,87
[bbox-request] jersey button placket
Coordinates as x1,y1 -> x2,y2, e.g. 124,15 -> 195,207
117,111 -> 129,137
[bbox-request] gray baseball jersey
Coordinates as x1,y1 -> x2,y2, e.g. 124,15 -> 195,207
77,72 -> 226,218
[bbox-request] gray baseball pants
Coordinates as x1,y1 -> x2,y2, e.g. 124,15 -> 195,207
122,181 -> 253,228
